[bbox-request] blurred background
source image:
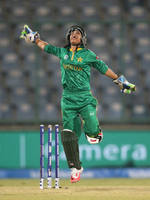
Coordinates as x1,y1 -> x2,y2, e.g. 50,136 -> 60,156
0,0 -> 150,179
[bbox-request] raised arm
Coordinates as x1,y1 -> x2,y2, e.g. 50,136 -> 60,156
89,51 -> 136,94
20,24 -> 62,58
35,39 -> 48,50
105,68 -> 118,80
20,25 -> 47,50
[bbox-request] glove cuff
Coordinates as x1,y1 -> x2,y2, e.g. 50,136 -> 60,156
33,32 -> 40,43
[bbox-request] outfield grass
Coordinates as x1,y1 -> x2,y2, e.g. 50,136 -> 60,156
0,178 -> 150,200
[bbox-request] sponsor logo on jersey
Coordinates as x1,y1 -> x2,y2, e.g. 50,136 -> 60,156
63,64 -> 82,71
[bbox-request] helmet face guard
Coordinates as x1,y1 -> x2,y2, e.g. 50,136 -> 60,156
65,25 -> 87,48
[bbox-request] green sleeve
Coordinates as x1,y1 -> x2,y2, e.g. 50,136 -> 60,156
93,59 -> 108,74
87,50 -> 108,74
44,44 -> 62,58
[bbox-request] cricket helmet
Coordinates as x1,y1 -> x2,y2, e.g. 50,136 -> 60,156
65,25 -> 87,48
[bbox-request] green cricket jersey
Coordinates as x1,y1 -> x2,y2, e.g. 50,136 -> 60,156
44,44 -> 108,92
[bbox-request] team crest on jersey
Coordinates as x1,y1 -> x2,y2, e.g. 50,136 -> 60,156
64,55 -> 69,60
77,57 -> 83,62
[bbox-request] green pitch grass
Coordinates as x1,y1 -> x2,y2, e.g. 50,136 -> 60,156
0,178 -> 150,200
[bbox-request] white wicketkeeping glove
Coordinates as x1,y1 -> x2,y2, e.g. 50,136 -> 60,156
113,75 -> 136,94
20,25 -> 40,43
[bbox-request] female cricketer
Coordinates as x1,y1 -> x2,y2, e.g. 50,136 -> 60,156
20,24 -> 135,183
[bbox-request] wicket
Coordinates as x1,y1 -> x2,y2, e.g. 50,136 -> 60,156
40,124 -> 60,189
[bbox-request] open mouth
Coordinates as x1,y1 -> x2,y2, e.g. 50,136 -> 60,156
72,36 -> 77,39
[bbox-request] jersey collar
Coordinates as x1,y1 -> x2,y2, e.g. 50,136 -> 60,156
70,47 -> 83,52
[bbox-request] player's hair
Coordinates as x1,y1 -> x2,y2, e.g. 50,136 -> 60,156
64,25 -> 87,48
